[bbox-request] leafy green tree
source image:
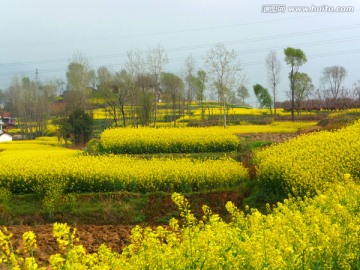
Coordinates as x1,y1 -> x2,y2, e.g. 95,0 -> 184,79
284,47 -> 307,121
68,109 -> 93,145
293,73 -> 314,114
253,84 -> 273,113
53,117 -> 72,146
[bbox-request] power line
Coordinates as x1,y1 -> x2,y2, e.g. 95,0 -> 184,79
1,34 -> 358,78
0,22 -> 359,87
0,14 -> 328,49
1,23 -> 359,70
0,47 -> 359,88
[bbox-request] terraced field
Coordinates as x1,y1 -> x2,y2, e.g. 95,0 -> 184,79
0,119 -> 359,269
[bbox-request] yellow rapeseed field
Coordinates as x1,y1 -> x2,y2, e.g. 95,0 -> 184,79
0,141 -> 248,194
255,120 -> 360,196
1,178 -> 359,269
100,127 -> 241,154
328,108 -> 360,118
100,122 -> 316,154
0,121 -> 359,269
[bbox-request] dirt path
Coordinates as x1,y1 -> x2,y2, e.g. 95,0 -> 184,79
237,132 -> 301,143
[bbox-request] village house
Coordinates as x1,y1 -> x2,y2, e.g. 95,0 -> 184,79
0,116 -> 13,142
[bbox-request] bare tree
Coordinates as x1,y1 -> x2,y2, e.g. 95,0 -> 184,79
237,85 -> 250,105
266,50 -> 281,116
205,43 -> 242,128
352,80 -> 360,107
321,65 -> 347,104
112,70 -> 132,127
195,70 -> 207,119
125,49 -> 147,127
6,76 -> 56,138
161,72 -> 184,127
183,55 -> 196,116
147,45 -> 168,127
135,74 -> 156,126
97,66 -> 120,126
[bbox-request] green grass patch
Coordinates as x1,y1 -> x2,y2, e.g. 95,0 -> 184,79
0,187 -> 251,226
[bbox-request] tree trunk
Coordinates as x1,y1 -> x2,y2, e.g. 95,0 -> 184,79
201,99 -> 204,120
290,68 -> 295,122
153,85 -> 158,127
223,99 -> 227,128
273,84 -> 277,117
120,103 -> 126,127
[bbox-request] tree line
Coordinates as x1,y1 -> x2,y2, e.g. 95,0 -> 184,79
0,44 -> 359,141
255,48 -> 359,120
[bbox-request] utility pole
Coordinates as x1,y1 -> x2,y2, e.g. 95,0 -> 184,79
35,69 -> 39,84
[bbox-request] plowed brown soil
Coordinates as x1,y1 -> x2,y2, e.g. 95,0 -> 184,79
6,224 -> 133,266
4,191 -> 245,266
237,132 -> 301,143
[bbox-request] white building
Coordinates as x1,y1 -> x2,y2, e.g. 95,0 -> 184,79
0,118 -> 12,142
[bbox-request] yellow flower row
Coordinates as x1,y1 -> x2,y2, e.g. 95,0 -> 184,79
328,108 -> 360,118
100,127 -> 241,154
1,179 -> 359,269
0,142 -> 248,194
186,107 -> 313,117
255,120 -> 360,196
100,122 -> 316,154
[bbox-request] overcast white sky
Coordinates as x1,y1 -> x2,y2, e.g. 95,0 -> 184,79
0,0 -> 359,106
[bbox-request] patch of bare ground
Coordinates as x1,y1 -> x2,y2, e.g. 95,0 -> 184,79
4,190 -> 245,266
6,224 -> 133,266
237,132 -> 299,144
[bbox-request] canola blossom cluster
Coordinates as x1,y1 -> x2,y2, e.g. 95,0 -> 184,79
1,179 -> 359,269
100,127 -> 240,154
328,108 -> 360,118
100,122 -> 315,154
184,107 -> 315,117
0,142 -> 248,194
1,121 -> 359,268
255,120 -> 360,196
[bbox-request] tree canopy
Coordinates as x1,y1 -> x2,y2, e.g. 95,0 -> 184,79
68,108 -> 93,145
284,47 -> 307,121
253,84 -> 272,113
